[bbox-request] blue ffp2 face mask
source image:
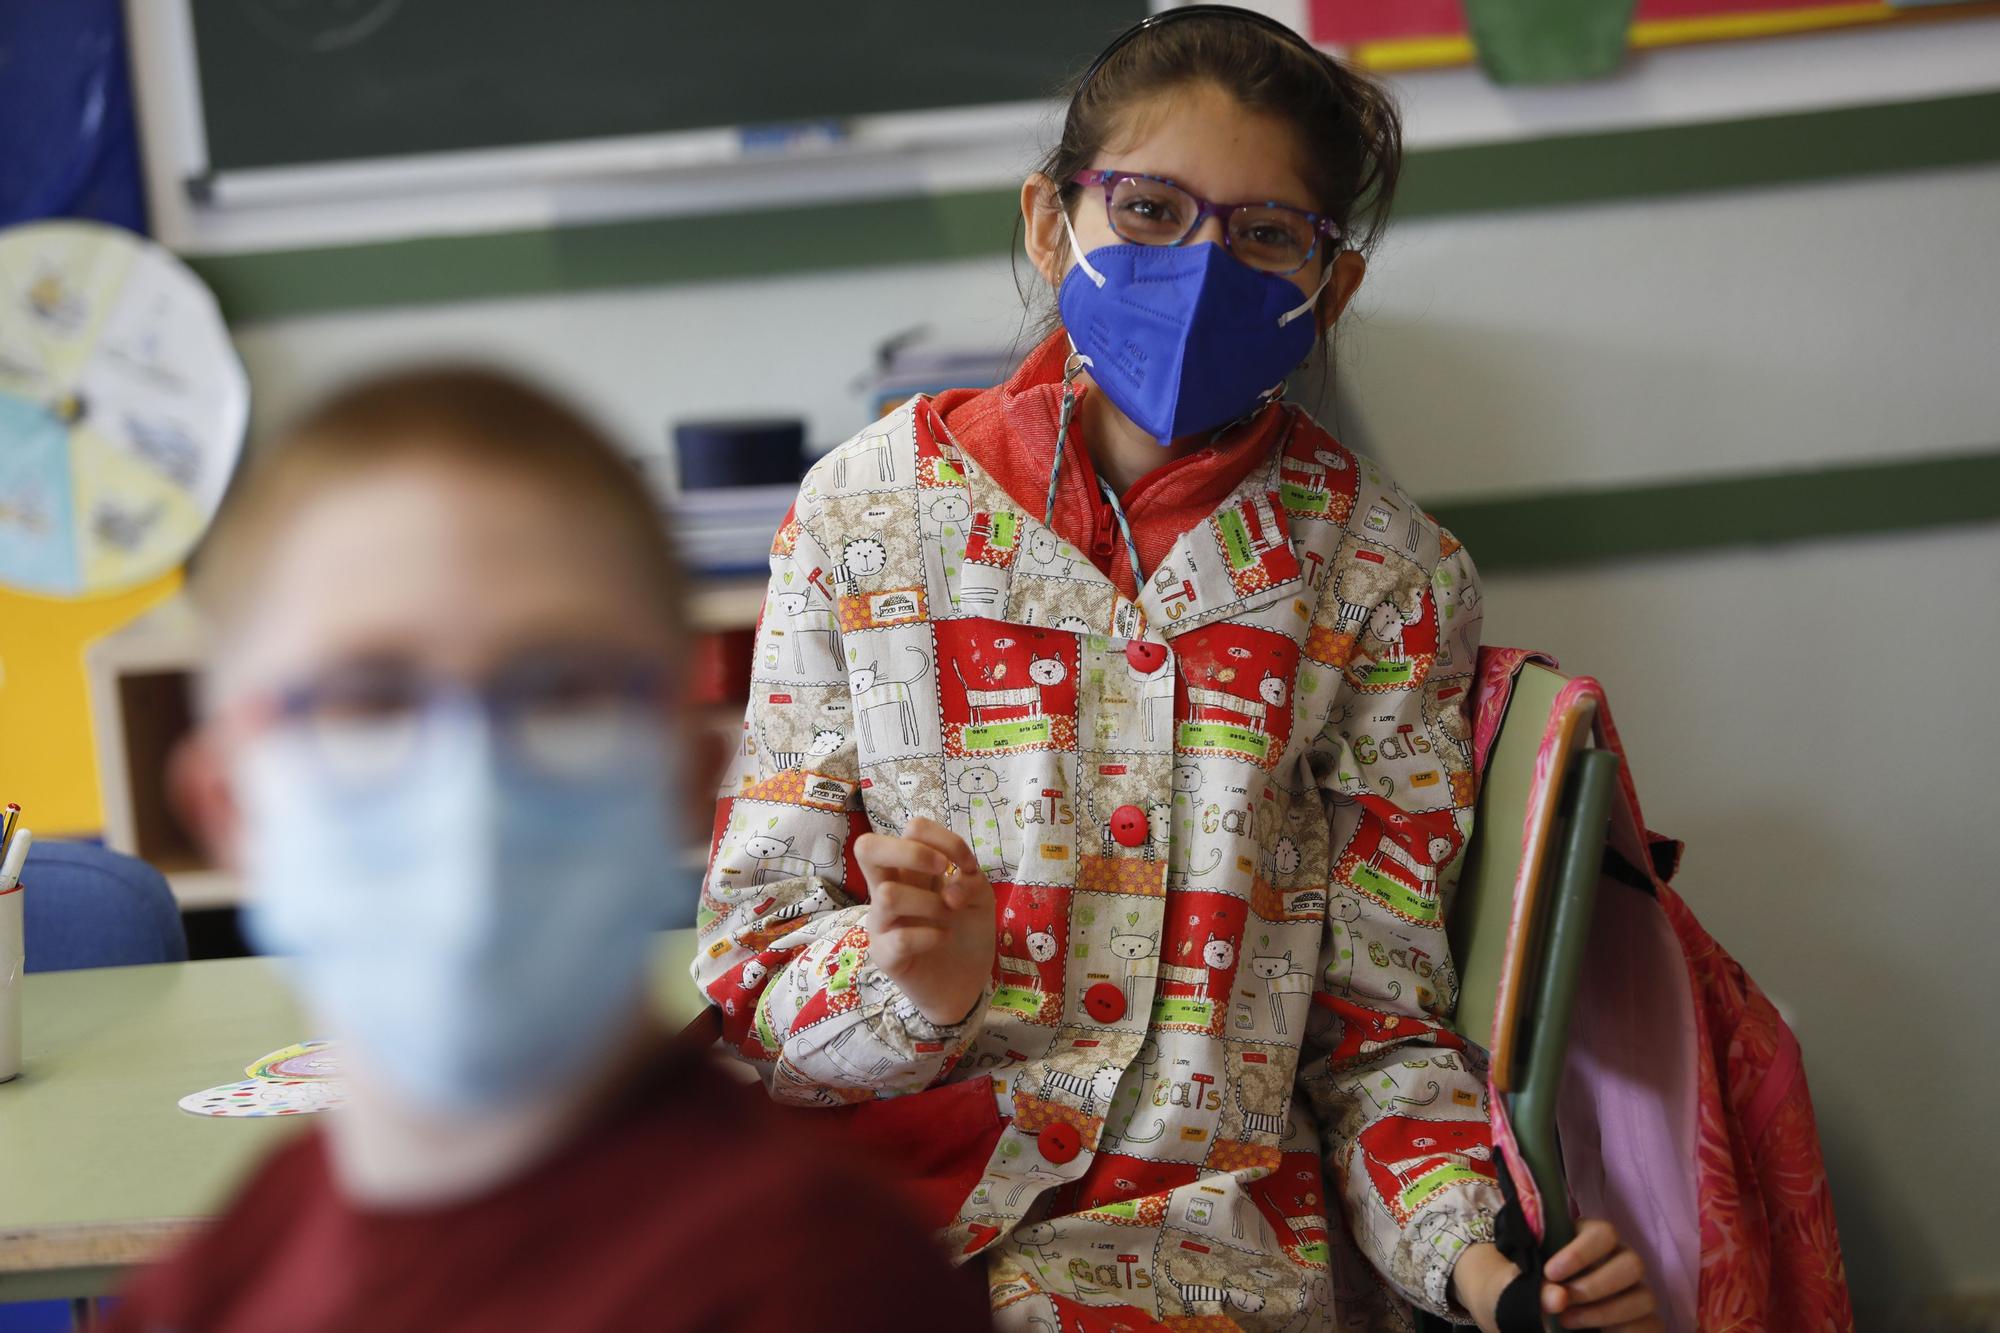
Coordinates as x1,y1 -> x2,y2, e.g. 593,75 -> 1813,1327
240,700 -> 684,1115
1057,216 -> 1330,445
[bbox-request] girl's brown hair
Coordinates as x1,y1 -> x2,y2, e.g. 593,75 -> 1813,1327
1019,8 -> 1402,339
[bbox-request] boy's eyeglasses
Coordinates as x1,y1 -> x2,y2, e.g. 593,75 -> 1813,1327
236,651 -> 670,787
1071,169 -> 1340,276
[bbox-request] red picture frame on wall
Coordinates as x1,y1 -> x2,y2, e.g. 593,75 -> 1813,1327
1308,0 -> 2000,71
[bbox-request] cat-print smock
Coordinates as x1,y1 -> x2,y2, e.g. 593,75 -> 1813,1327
694,393 -> 1500,1329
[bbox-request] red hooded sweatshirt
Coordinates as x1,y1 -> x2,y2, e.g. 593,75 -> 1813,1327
933,331 -> 1290,599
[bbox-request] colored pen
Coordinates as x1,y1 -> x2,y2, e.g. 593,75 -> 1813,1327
0,829 -> 29,892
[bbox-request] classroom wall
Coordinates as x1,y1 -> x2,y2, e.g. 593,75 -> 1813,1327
227,159 -> 2000,489
227,251 -> 1030,456
0,575 -> 180,836
1336,163 -> 2000,492
221,155 -> 1999,1324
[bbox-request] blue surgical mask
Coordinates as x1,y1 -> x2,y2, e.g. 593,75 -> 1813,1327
1057,212 -> 1329,445
239,696 -> 684,1115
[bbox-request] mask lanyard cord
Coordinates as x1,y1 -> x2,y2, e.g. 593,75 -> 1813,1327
1097,475 -> 1145,597
1042,349 -> 1091,532
1044,347 -> 1145,597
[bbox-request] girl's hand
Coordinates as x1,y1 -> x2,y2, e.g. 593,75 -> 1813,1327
854,817 -> 995,1026
1452,1221 -> 1660,1332
1540,1220 -> 1660,1331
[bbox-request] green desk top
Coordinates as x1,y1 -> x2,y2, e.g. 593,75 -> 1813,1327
0,932 -> 706,1297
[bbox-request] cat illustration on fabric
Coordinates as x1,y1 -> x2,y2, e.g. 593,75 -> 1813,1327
740,830 -> 842,887
1251,951 -> 1316,1036
850,644 -> 931,750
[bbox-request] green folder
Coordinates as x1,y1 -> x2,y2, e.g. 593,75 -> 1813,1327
1448,663 -> 1620,1290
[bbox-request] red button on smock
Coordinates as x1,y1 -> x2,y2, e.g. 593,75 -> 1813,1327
1109,804 -> 1150,848
1039,1122 -> 1082,1164
1083,983 -> 1127,1023
1124,641 -> 1168,673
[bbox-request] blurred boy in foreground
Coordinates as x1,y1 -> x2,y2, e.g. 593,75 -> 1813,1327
106,369 -> 987,1332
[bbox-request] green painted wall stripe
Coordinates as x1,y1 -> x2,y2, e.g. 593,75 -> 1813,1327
190,89 -> 2000,323
191,189 -> 1022,324
1429,448 -> 2000,570
1395,87 -> 2000,217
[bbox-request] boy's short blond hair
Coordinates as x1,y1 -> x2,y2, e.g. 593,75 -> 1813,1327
194,366 -> 685,640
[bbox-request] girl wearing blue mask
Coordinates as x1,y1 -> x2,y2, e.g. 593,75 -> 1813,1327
697,9 -> 1658,1330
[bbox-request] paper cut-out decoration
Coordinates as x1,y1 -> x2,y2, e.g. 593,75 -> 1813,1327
246,1039 -> 340,1083
0,220 -> 246,598
180,1039 -> 347,1118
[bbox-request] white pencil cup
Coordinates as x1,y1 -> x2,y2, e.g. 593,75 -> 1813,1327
0,878 -> 21,1083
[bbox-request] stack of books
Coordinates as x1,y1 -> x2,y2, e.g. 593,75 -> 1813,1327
666,481 -> 797,578
859,331 -> 1014,421
645,418 -> 808,579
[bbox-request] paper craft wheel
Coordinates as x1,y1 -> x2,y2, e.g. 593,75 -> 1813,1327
0,220 -> 246,598
247,1040 -> 341,1082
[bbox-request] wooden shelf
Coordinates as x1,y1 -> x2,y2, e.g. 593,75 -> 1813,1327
85,598 -> 206,903
85,582 -> 761,911
162,869 -> 244,912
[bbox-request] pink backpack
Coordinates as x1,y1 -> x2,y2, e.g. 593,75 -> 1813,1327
1471,648 -> 1853,1332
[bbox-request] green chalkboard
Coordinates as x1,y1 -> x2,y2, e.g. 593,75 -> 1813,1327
189,1 -> 1147,175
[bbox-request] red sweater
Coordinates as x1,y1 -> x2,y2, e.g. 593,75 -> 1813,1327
104,1039 -> 990,1333
934,331 -> 1289,599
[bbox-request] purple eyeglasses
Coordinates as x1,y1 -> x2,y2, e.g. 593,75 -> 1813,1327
1071,169 -> 1340,275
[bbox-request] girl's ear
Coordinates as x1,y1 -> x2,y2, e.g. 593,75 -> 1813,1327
1317,250 -> 1368,336
1020,173 -> 1070,287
